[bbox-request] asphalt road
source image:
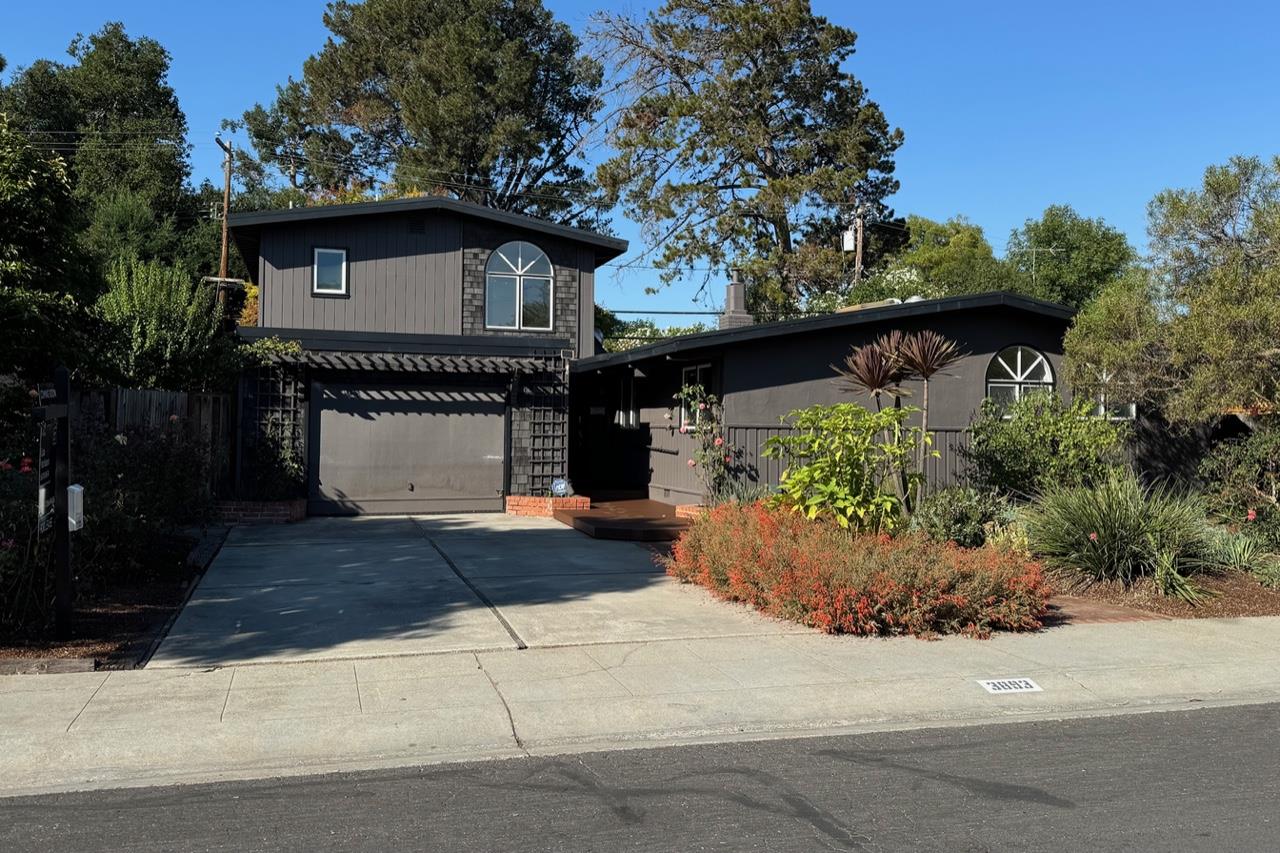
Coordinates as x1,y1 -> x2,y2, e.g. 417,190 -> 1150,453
5,704 -> 1279,852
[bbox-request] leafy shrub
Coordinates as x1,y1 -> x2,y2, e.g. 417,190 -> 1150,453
1024,468 -> 1211,600
1199,425 -> 1280,548
666,501 -> 1050,637
763,403 -> 923,532
964,392 -> 1127,498
909,487 -> 1007,548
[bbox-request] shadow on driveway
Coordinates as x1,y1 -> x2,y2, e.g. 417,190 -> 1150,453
148,514 -> 793,668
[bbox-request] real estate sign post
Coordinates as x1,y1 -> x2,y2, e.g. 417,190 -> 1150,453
34,367 -> 72,639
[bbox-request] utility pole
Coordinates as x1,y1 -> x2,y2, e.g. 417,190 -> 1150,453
853,206 -> 866,283
215,135 -> 234,293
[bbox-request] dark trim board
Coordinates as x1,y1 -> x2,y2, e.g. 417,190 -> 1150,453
238,326 -> 569,357
308,496 -> 506,515
574,292 -> 1076,373
229,195 -> 628,265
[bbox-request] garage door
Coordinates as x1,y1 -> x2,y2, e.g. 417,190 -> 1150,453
309,382 -> 506,515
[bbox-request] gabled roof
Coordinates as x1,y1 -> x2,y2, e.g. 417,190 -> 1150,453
574,291 -> 1075,373
228,195 -> 628,266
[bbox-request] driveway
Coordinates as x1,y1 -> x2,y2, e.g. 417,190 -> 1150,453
150,515 -> 801,667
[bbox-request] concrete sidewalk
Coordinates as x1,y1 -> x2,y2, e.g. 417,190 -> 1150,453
4,614 -> 1280,796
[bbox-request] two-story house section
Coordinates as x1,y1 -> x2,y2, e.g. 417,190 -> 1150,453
229,197 -> 627,515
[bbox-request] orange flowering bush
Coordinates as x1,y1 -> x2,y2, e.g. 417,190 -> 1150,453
666,501 -> 1050,638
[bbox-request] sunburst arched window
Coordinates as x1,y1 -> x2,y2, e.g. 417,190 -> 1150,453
485,241 -> 553,331
986,345 -> 1054,406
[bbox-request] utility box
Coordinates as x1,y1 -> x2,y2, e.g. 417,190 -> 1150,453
67,484 -> 84,532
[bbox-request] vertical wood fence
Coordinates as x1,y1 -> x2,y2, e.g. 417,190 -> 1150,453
649,424 -> 973,501
70,387 -> 233,496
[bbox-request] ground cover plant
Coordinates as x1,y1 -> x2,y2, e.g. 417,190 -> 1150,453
666,501 -> 1049,638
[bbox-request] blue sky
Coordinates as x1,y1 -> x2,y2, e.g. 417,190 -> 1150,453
4,1 -> 1278,321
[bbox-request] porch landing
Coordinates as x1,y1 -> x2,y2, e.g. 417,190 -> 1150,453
553,495 -> 690,541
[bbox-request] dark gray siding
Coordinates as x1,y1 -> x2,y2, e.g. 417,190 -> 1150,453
258,212 -> 464,334
571,306 -> 1072,503
720,307 -> 1070,430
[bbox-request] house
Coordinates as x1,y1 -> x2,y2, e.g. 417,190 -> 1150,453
227,195 -> 1081,516
228,196 -> 626,514
569,285 -> 1077,505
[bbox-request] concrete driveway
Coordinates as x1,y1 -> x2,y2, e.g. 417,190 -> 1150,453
150,514 -> 801,668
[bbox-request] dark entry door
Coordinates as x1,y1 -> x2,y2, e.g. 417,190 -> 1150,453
309,382 -> 506,515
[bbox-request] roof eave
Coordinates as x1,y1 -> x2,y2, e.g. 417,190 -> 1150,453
573,292 -> 1075,373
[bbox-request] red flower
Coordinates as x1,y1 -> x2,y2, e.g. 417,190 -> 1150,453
1088,532 -> 1099,542
713,436 -> 724,447
1247,509 -> 1258,522
686,458 -> 696,468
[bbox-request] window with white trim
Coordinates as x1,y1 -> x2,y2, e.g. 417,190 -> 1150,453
485,241 -> 553,330
680,363 -> 712,428
313,248 -> 348,296
986,345 -> 1054,407
617,373 -> 640,429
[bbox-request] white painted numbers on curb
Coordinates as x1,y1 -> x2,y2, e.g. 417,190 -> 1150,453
977,678 -> 1043,694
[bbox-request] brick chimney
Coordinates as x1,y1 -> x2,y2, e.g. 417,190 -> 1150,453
719,269 -> 754,329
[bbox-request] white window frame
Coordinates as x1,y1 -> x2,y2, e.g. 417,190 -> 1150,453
1093,395 -> 1137,421
485,242 -> 554,332
618,373 -> 640,429
679,363 -> 713,428
312,248 -> 348,296
986,345 -> 1054,412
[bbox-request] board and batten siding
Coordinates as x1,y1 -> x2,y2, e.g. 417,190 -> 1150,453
257,213 -> 465,335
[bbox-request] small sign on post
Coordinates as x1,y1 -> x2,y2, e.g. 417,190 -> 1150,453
36,420 -> 54,534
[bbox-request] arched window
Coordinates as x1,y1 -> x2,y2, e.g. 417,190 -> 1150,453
986,345 -> 1054,406
485,241 -> 553,330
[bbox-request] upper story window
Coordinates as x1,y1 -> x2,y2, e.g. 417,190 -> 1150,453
313,248 -> 348,296
486,241 -> 553,331
986,345 -> 1054,407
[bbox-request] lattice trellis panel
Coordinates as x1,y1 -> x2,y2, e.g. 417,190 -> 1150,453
240,365 -> 307,498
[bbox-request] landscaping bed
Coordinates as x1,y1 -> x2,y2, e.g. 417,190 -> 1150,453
1071,570 -> 1280,620
0,531 -> 215,671
666,502 -> 1050,638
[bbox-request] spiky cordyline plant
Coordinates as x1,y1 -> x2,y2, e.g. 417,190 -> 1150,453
900,330 -> 966,502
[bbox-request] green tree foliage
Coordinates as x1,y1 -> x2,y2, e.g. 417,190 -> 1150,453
594,305 -> 710,352
1,23 -> 191,270
865,215 -> 1015,299
1006,204 -> 1134,308
594,0 -> 903,306
1066,156 -> 1280,422
0,116 -> 85,373
1063,269 -> 1167,412
95,259 -> 227,391
239,0 -> 606,227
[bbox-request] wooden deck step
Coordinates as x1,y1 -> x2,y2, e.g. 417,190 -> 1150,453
552,498 -> 690,542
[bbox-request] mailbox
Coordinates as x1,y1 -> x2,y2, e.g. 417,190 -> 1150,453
67,484 -> 84,532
